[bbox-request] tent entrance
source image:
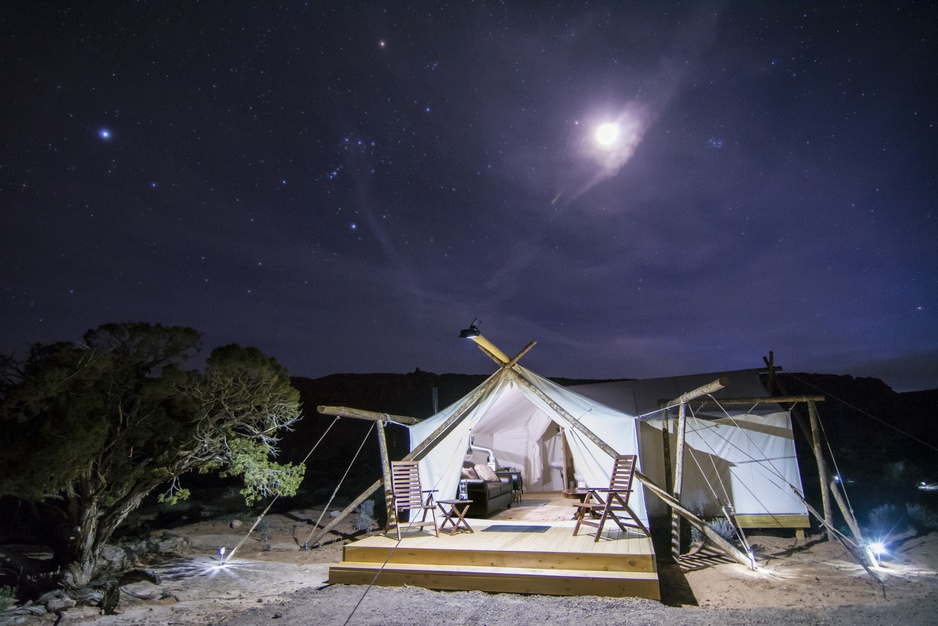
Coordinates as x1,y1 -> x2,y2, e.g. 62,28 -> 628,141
461,390 -> 566,494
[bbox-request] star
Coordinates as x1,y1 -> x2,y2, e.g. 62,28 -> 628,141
98,128 -> 111,140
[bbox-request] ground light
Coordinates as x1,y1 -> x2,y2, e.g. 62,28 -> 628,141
865,539 -> 889,568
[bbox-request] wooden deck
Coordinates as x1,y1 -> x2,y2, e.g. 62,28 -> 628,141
328,493 -> 659,599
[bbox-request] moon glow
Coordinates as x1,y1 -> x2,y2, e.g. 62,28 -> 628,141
595,122 -> 620,147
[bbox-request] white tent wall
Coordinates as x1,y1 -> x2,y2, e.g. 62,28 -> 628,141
407,366 -> 650,523
571,370 -> 809,521
636,412 -> 806,518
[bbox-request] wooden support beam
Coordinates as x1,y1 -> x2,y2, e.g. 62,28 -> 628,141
661,377 -> 728,409
306,480 -> 382,548
661,378 -> 727,561
505,341 -> 537,368
376,419 -> 393,521
661,409 -> 673,496
317,405 -> 417,426
468,335 -> 511,364
670,402 -> 687,561
407,374 -> 498,461
690,395 -> 825,407
763,351 -> 778,395
807,400 -> 834,537
830,478 -> 864,547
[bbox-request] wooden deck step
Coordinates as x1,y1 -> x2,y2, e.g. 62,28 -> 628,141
329,561 -> 660,599
342,544 -> 655,573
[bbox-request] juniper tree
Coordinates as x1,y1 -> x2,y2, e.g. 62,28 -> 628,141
0,323 -> 304,590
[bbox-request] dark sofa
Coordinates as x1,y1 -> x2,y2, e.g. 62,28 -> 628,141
464,477 -> 513,517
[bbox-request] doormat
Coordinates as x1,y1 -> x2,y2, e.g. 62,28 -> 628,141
481,525 -> 550,533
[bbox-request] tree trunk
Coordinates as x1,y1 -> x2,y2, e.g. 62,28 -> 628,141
64,499 -> 101,588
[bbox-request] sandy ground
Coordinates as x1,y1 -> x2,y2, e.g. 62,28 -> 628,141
4,506 -> 937,626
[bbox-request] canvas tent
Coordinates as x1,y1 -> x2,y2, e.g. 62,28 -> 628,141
407,364 -> 807,530
407,364 -> 650,524
570,369 -> 809,523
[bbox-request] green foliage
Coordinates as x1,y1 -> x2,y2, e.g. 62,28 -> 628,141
221,439 -> 305,505
0,586 -> 15,611
155,478 -> 191,506
0,323 -> 304,580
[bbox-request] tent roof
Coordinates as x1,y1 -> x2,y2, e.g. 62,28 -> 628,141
568,368 -> 779,419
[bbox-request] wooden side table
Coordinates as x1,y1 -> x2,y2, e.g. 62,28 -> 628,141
437,499 -> 473,534
497,470 -> 523,503
563,488 -> 593,519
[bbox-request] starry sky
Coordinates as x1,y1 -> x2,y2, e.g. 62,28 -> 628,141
2,2 -> 936,392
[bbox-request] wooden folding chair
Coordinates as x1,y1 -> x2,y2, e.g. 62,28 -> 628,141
572,454 -> 649,541
386,461 -> 439,540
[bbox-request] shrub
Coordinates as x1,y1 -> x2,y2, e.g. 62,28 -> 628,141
867,503 -> 900,535
906,503 -> 938,534
257,519 -> 271,542
353,499 -> 378,532
0,586 -> 15,611
708,517 -> 738,542
690,517 -> 738,545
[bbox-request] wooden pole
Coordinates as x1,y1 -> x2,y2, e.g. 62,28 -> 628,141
508,367 -> 753,568
317,405 -> 417,426
375,420 -> 393,525
690,395 -> 825,407
807,400 -> 833,537
661,408 -> 673,496
662,377 -> 729,408
306,480 -> 382,547
671,402 -> 687,560
636,468 -> 753,567
661,378 -> 726,561
505,341 -> 537,367
763,351 -> 776,395
469,335 -> 511,364
830,478 -> 864,546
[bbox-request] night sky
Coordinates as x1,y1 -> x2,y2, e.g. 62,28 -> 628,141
2,3 -> 936,391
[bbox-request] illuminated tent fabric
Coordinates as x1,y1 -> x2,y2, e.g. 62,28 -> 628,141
407,365 -> 806,523
407,364 -> 650,523
570,370 -> 808,519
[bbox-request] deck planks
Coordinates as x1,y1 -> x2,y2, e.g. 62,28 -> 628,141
329,492 -> 660,599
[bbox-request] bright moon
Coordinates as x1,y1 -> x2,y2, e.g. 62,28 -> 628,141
595,122 -> 620,147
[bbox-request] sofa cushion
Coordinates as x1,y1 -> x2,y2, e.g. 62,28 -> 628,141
474,464 -> 500,482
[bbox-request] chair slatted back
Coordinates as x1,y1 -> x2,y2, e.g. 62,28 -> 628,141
390,461 -> 426,511
572,453 -> 648,541
608,454 -> 637,498
387,460 -> 438,540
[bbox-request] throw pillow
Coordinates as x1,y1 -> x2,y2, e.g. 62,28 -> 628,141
474,463 -> 500,483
